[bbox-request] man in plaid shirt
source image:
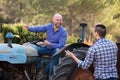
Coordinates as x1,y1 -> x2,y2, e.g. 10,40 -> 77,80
65,24 -> 118,80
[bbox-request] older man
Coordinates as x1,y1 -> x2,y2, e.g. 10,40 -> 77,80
25,13 -> 68,56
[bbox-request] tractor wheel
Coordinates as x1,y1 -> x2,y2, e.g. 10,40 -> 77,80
0,69 -> 26,80
53,47 -> 94,80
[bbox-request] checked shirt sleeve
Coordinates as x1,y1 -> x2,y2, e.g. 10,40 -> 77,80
77,47 -> 95,69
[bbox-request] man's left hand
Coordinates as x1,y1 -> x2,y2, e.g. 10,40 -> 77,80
44,40 -> 51,46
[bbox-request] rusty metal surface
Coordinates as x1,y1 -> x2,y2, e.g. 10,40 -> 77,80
71,67 -> 94,80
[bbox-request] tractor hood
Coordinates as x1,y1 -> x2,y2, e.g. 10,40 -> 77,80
0,43 -> 26,64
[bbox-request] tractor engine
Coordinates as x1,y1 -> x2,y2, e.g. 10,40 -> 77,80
0,43 -> 49,80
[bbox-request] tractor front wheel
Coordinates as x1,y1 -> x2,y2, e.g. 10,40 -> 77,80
53,47 -> 94,80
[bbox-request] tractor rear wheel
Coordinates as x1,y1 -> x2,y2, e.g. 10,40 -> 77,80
53,47 -> 94,80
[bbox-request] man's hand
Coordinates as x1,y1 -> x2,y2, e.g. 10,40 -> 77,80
43,40 -> 51,46
65,50 -> 79,63
65,50 -> 75,58
24,21 -> 29,30
36,42 -> 46,47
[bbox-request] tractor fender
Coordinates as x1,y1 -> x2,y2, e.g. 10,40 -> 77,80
49,43 -> 90,77
23,42 -> 39,56
52,43 -> 90,57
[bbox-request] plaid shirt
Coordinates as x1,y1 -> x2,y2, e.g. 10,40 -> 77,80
78,38 -> 118,79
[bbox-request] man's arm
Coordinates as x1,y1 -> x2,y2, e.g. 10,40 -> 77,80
65,50 -> 84,68
24,23 -> 51,32
28,25 -> 47,32
65,50 -> 79,63
65,48 -> 94,69
48,30 -> 68,49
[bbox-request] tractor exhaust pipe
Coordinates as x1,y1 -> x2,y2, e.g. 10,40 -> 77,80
78,23 -> 87,43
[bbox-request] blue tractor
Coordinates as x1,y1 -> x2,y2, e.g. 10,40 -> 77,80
2,23 -> 116,80
0,23 -> 94,80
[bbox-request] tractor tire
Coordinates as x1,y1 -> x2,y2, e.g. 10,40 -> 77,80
0,69 -> 26,80
53,47 -> 94,80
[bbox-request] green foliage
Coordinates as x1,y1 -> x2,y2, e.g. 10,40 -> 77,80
0,33 -> 3,42
0,0 -> 120,43
106,21 -> 120,42
2,23 -> 27,44
67,36 -> 78,44
2,23 -> 46,44
32,14 -> 50,25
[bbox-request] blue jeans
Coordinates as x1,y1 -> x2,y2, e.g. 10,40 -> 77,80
38,46 -> 57,56
95,77 -> 118,80
49,54 -> 61,76
38,46 -> 60,75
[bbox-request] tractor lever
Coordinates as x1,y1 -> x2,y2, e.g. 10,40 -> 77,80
6,32 -> 14,48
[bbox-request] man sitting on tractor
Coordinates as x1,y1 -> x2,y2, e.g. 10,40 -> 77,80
24,13 -> 68,79
24,13 -> 68,56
